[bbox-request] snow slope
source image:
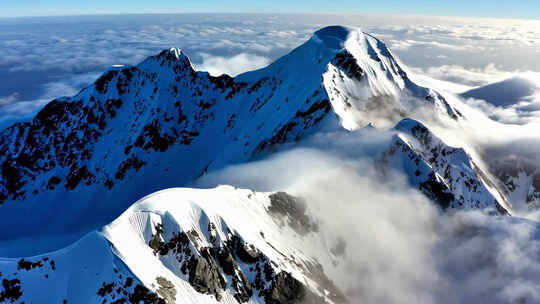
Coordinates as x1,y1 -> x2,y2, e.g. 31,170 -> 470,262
0,24 -> 527,304
0,186 -> 344,304
384,118 -> 509,213
0,26 -> 472,243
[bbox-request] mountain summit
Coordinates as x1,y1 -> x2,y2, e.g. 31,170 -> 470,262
0,26 -> 501,243
0,25 -> 516,304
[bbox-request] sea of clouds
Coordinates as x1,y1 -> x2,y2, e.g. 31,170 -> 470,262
197,128 -> 540,303
3,13 -> 540,302
1,14 -> 540,127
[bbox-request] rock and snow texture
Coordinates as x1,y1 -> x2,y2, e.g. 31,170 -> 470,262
0,186 -> 344,304
0,26 -> 485,240
0,25 -> 520,303
382,119 -> 509,213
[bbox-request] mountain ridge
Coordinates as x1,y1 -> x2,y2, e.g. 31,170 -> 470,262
0,25 -> 524,304
0,25 -> 507,242
0,186 -> 345,304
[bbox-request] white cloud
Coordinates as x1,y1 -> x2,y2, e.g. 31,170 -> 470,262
411,63 -> 518,87
0,93 -> 20,106
197,132 -> 540,304
0,72 -> 98,129
389,39 -> 484,51
196,53 -> 271,76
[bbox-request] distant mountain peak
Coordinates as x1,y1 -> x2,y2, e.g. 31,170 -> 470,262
154,47 -> 188,61
139,46 -> 196,74
168,47 -> 183,60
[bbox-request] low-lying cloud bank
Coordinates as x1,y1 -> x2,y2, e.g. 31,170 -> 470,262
197,127 -> 540,303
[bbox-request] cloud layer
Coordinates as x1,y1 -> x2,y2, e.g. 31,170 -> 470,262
197,131 -> 540,303
2,14 -> 540,301
1,14 -> 540,128
196,53 -> 271,76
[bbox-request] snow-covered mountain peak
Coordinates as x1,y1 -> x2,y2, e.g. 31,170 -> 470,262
461,73 -> 540,107
393,117 -> 427,132
0,25 -> 478,243
136,46 -> 196,74
154,47 -> 190,62
0,186 -> 345,303
384,117 -> 511,213
292,26 -> 460,130
312,25 -> 354,50
168,47 -> 183,60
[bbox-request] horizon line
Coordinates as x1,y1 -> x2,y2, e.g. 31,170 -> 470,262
1,12 -> 540,23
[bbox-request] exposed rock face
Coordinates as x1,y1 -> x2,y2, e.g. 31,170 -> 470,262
333,51 -> 364,81
0,278 -> 22,303
419,172 -> 455,209
156,276 -> 176,304
97,274 -> 167,304
265,272 -> 306,304
379,119 -> 510,214
0,26 -> 473,241
188,248 -> 227,300
268,192 -> 319,235
148,214 -> 332,304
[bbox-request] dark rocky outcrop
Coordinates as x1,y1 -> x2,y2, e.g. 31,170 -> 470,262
17,258 -> 43,271
96,272 -> 167,304
148,221 -> 331,304
187,248 -> 226,301
268,192 -> 319,235
419,172 -> 455,210
265,272 -> 305,304
333,51 -> 364,81
0,278 -> 22,302
156,276 -> 176,304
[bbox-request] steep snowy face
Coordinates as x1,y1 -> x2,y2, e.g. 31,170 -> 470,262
0,232 -> 165,304
313,26 -> 461,129
0,26 -> 464,239
380,118 -> 510,214
0,43 -> 333,238
0,186 -> 344,304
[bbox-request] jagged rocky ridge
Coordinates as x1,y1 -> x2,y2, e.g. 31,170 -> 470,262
0,26 -> 484,240
380,119 -> 510,213
0,24 -> 519,304
0,186 -> 346,303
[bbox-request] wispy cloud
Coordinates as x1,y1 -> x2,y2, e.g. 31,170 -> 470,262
0,93 -> 20,106
410,63 -> 517,87
197,129 -> 540,304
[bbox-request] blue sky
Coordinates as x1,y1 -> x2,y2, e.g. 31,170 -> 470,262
1,0 -> 539,19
